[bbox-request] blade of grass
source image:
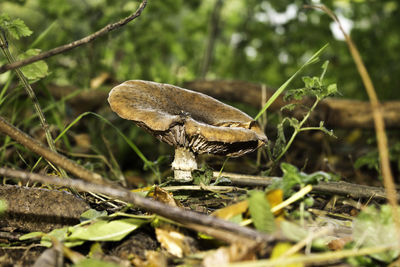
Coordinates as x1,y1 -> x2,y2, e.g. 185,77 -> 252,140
30,21 -> 57,48
32,112 -> 159,178
254,43 -> 328,121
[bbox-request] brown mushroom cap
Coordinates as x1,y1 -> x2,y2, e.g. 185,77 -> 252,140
108,80 -> 267,157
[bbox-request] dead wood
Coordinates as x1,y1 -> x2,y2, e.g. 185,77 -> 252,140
0,185 -> 89,232
213,172 -> 396,200
184,80 -> 400,129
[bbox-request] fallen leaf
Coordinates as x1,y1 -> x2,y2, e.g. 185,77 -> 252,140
211,200 -> 248,221
153,186 -> 180,207
328,236 -> 352,250
202,242 -> 257,267
270,242 -> 304,267
155,225 -> 196,258
267,189 -> 284,218
67,218 -> 149,242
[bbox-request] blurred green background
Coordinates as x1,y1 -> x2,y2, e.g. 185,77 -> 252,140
2,0 -> 399,99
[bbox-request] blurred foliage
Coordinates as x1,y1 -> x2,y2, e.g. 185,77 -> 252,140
0,0 -> 399,99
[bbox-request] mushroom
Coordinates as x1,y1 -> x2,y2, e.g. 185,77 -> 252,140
108,80 -> 267,182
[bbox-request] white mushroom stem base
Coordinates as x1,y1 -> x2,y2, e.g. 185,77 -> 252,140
171,147 -> 198,182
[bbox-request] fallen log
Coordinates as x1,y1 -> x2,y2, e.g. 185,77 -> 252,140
184,80 -> 400,129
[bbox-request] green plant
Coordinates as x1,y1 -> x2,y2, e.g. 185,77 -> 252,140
355,141 -> 400,176
270,162 -> 339,198
271,61 -> 338,163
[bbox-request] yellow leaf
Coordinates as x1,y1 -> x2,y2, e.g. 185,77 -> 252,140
270,243 -> 304,267
211,200 -> 248,220
267,189 -> 284,217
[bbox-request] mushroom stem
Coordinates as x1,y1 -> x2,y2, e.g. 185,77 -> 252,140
171,147 -> 198,182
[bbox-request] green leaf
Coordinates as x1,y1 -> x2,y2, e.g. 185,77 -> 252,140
19,49 -> 49,80
327,83 -> 338,95
281,103 -> 298,111
40,227 -> 72,247
273,163 -> 338,197
254,43 -> 329,120
72,258 -> 122,267
0,14 -> 32,40
248,190 -> 275,233
302,76 -> 315,88
7,18 -> 33,39
286,117 -> 300,129
353,205 -> 400,263
80,209 -> 107,222
67,218 -> 149,242
19,231 -> 44,240
284,88 -> 308,101
192,165 -> 214,185
354,151 -> 379,171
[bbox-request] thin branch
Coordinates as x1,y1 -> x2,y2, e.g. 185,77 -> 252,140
0,167 -> 275,243
305,3 -> 400,242
213,172 -> 398,200
0,116 -> 103,184
0,0 -> 147,74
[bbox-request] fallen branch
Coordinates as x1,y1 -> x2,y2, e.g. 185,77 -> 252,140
0,116 -> 103,184
0,0 -> 147,74
184,80 -> 400,129
213,172 -> 397,200
0,168 -> 276,243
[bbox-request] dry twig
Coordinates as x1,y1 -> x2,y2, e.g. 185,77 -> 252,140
214,172 -> 398,200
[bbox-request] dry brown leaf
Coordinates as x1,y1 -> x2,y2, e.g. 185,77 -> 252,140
155,225 -> 197,258
202,242 -> 257,267
73,133 -> 91,151
132,250 -> 168,267
327,236 -> 353,251
152,186 -> 180,207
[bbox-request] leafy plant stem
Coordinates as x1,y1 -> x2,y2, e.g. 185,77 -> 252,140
0,32 -> 67,177
275,98 -> 320,162
254,43 -> 328,120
